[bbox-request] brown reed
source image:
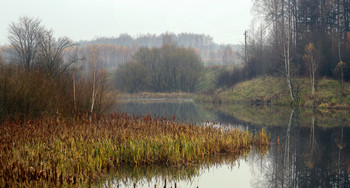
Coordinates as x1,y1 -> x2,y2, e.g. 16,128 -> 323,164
0,113 -> 270,186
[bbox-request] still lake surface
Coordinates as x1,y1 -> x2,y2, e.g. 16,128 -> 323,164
103,99 -> 350,188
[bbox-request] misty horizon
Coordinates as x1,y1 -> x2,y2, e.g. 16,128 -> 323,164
0,0 -> 253,46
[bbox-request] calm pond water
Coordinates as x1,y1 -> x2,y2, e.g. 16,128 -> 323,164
103,99 -> 350,188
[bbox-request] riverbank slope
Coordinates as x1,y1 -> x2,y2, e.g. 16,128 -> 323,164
195,76 -> 350,109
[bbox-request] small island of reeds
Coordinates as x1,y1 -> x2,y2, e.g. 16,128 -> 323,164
0,113 -> 270,186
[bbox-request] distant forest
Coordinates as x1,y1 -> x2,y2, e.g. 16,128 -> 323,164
74,33 -> 243,68
1,32 -> 242,71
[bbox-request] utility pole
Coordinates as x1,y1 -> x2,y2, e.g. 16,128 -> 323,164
244,30 -> 248,63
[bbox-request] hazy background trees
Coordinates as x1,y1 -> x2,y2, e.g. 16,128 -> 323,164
78,32 -> 242,67
114,45 -> 203,93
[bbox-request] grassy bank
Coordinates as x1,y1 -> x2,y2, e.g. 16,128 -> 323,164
195,65 -> 227,92
0,113 -> 270,186
195,76 -> 350,109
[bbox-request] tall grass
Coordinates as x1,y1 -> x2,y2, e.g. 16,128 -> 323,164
0,113 -> 270,186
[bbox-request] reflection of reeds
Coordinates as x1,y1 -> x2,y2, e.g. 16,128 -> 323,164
0,113 -> 270,186
100,153 -> 267,187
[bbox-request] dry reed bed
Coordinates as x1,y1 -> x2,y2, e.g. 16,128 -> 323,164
0,113 -> 270,186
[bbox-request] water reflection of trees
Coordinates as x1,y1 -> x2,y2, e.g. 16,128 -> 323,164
206,103 -> 350,128
251,108 -> 350,187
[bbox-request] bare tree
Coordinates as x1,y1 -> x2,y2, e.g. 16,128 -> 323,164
37,30 -> 74,76
282,0 -> 297,103
90,48 -> 98,119
87,47 -> 110,117
303,42 -> 319,96
8,16 -> 74,75
8,16 -> 44,70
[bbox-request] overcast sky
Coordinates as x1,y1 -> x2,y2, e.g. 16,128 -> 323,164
0,0 -> 254,45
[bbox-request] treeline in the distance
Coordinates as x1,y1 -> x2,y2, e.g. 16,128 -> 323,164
79,32 -> 242,66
